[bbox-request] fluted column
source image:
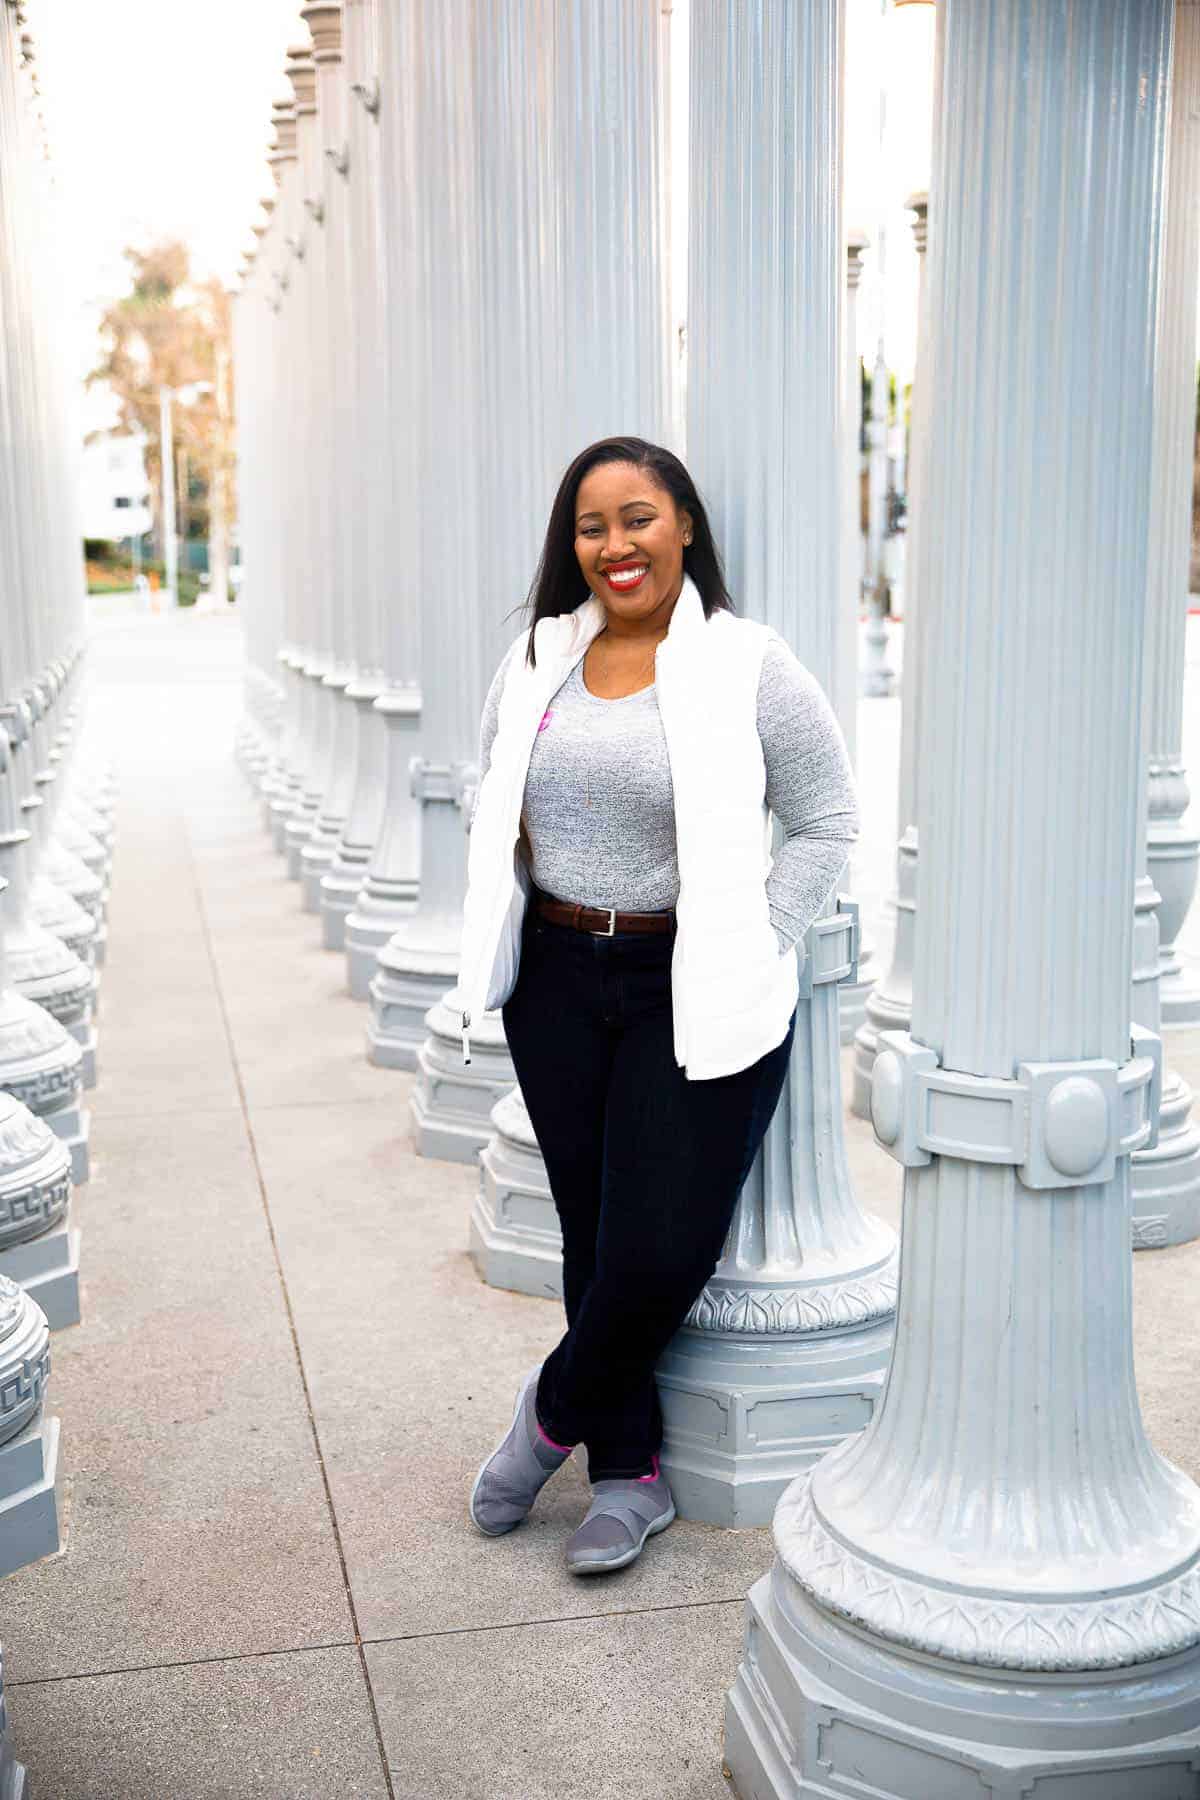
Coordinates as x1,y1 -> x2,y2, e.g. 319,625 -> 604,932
0,3 -> 82,1321
1130,2 -> 1200,1249
262,94 -> 312,851
860,339 -> 895,698
468,0 -> 671,1243
1147,0 -> 1200,1029
299,2 -> 359,915
727,7 -> 1200,1791
373,0 -> 672,1141
363,0 -> 481,1071
835,229 -> 879,1046
652,0 -> 896,1530
851,189 -> 931,1114
342,0 -> 423,1001
281,43 -> 332,876
319,0 -> 389,952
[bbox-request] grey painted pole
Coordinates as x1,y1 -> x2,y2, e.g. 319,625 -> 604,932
1148,0 -> 1200,1031
851,190 -> 930,1116
342,0 -> 422,1001
835,228 -> 879,1047
727,5 -> 1200,1790
282,43 -> 331,881
299,2 -> 359,918
364,0 -> 485,1073
655,0 -> 896,1528
1130,0 -> 1200,1248
319,0 -> 390,953
414,0 -> 673,1166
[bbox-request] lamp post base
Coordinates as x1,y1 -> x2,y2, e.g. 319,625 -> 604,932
656,1318 -> 893,1529
725,1566 -> 1200,1800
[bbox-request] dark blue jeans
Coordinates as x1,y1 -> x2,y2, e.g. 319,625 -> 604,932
501,904 -> 795,1480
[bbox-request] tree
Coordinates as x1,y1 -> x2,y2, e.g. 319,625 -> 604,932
89,240 -> 235,595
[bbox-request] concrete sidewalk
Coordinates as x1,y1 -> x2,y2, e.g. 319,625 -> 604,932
2,608 -> 1199,1798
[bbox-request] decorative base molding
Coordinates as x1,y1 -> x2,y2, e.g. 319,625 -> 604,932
299,830 -> 339,914
344,890 -> 419,1000
409,997 -> 515,1163
777,1467 -> 1200,1672
1159,965 -> 1200,1032
1131,1066 -> 1200,1249
266,794 -> 295,851
67,1010 -> 98,1091
471,1087 -> 562,1299
724,1567 -> 1200,1800
655,1318 -> 893,1528
0,1212 -> 81,1329
284,810 -> 315,881
367,955 -> 453,1072
0,1411 -> 60,1577
42,1100 -> 90,1187
318,857 -> 369,952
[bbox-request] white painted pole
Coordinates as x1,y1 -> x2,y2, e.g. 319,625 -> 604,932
835,228 -> 879,1047
654,0 -> 896,1529
727,5 -> 1200,1790
342,0 -> 423,999
320,0 -> 389,953
1147,0 -> 1200,1031
850,188 -> 931,1115
1130,0 -> 1200,1249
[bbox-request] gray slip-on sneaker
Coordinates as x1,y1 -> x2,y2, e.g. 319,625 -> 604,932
564,1459 -> 676,1575
469,1365 -> 572,1537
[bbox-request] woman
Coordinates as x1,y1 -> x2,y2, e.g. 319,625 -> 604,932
460,436 -> 859,1575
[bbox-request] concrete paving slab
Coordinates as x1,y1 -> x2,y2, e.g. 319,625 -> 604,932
366,1603 -> 742,1800
0,1107 -> 354,1681
249,1098 -> 779,1644
6,1646 -> 389,1800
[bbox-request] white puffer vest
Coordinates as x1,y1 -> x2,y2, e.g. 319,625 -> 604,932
457,574 -> 799,1080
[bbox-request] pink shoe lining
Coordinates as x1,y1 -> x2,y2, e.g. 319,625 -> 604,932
637,1454 -> 660,1483
537,1423 -> 574,1454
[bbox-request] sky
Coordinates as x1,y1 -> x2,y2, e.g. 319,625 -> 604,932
24,0 -> 936,426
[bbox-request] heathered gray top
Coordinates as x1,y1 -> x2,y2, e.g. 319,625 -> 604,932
476,628 -> 859,952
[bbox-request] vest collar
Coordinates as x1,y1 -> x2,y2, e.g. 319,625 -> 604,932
530,572 -> 707,671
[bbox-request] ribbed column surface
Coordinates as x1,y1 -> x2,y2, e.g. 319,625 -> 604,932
1145,1 -> 1200,765
783,0 -> 1200,1673
550,0 -> 671,464
686,0 -> 841,677
911,1 -> 1171,1076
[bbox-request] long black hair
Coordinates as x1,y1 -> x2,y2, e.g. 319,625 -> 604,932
522,436 -> 734,665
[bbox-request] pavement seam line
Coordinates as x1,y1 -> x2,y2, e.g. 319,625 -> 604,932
6,1640 -> 359,1690
360,1593 -> 750,1647
6,1596 -> 750,1689
186,810 -> 399,1800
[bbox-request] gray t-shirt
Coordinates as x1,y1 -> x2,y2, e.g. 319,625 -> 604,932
475,626 -> 859,953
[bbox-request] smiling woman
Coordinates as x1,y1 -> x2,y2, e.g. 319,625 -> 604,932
459,434 -> 859,1579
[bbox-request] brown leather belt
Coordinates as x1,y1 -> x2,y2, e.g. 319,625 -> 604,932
535,896 -> 675,937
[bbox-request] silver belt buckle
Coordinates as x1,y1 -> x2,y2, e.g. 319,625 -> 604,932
597,907 -> 617,937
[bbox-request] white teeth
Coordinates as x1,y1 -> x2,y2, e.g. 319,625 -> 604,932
606,567 -> 647,587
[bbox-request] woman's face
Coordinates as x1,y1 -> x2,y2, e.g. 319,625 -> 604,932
573,462 -> 692,628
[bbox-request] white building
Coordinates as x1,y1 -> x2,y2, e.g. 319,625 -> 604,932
81,431 -> 150,543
